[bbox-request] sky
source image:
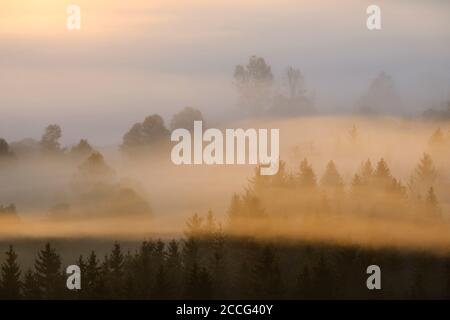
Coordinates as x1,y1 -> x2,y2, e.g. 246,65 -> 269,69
1,0 -> 450,145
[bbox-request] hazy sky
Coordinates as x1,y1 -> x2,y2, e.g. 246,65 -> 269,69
1,0 -> 450,145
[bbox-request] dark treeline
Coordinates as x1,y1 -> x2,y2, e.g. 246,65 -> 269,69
1,226 -> 450,300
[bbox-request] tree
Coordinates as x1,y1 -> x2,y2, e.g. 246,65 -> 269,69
374,158 -> 392,190
270,67 -> 314,117
0,245 -> 22,299
34,243 -> 63,299
428,128 -> 445,149
359,159 -> 374,184
251,245 -> 281,299
296,264 -> 313,299
79,251 -> 101,298
425,187 -> 440,215
410,153 -> 437,196
320,161 -> 344,192
0,138 -> 14,158
358,72 -> 402,115
184,263 -> 212,299
40,124 -> 62,154
170,107 -> 204,132
286,67 -> 305,99
165,240 -> 182,297
22,269 -> 41,299
108,242 -> 125,298
183,214 -> 203,272
416,154 -> 437,184
297,158 -> 317,189
76,151 -> 114,183
234,56 -> 274,115
70,139 -> 94,159
153,265 -> 169,299
121,114 -> 170,154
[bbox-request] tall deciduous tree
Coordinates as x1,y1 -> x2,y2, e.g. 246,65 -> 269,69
234,56 -> 274,115
40,124 -> 62,154
170,107 -> 204,132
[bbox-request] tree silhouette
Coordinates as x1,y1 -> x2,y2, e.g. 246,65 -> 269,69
373,158 -> 392,190
165,240 -> 182,298
40,124 -> 62,154
416,154 -> 437,181
0,245 -> 22,299
77,151 -> 114,183
360,159 -> 374,184
0,138 -> 14,158
234,56 -> 274,115
270,67 -> 314,117
320,161 -> 344,192
22,269 -> 41,299
84,251 -> 102,298
170,107 -> 204,132
185,263 -> 212,299
428,128 -> 445,149
70,139 -> 94,159
121,114 -> 169,155
251,245 -> 281,299
107,242 -> 125,298
425,187 -> 440,216
297,158 -> 317,189
34,243 -> 63,299
296,264 -> 314,299
358,72 -> 401,115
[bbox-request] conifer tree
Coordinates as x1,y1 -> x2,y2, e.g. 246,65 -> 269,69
22,269 -> 41,299
251,245 -> 281,299
34,243 -> 63,299
108,242 -> 125,298
297,158 -> 317,188
153,265 -> 169,299
320,161 -> 344,192
0,245 -> 22,299
85,251 -> 102,298
425,187 -> 440,215
296,264 -> 313,299
374,158 -> 392,190
185,263 -> 212,299
411,153 -> 437,195
428,128 -> 445,149
165,240 -> 182,297
360,159 -> 373,184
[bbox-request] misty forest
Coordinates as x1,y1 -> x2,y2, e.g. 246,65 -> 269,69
1,57 -> 450,299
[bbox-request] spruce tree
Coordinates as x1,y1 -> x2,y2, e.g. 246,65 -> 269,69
22,269 -> 41,299
360,159 -> 373,184
0,245 -> 22,299
34,243 -> 63,299
165,240 -> 182,297
413,153 -> 437,194
251,245 -> 281,299
297,158 -> 317,189
425,187 -> 440,215
108,242 -> 124,298
320,161 -> 344,191
85,251 -> 102,298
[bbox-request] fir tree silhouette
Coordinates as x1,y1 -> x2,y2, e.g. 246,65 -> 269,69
22,269 -> 41,299
0,245 -> 22,299
34,243 -> 63,299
